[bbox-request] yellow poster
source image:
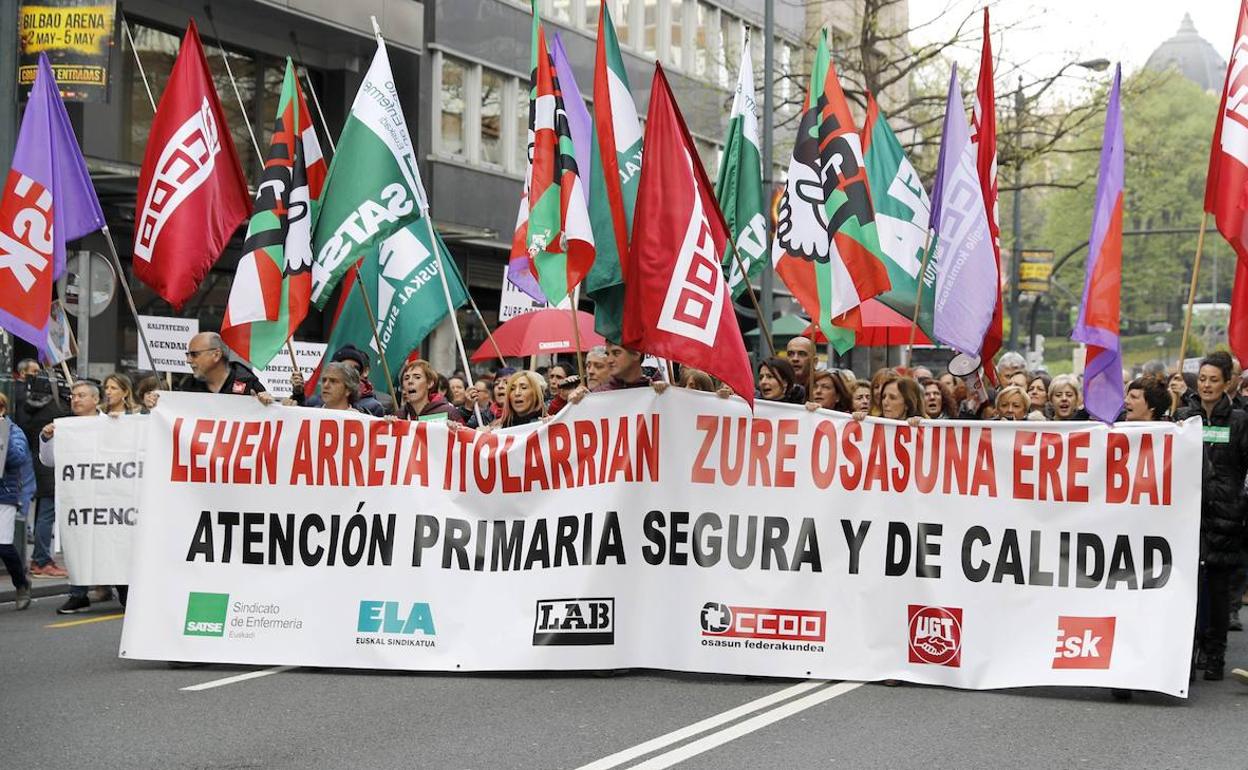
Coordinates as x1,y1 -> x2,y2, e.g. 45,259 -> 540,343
18,1 -> 116,101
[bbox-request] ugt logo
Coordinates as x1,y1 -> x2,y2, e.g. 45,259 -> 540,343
1053,616 -> 1116,670
907,605 -> 962,667
183,591 -> 229,637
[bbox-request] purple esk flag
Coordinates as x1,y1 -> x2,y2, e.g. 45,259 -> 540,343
552,33 -> 593,204
929,69 -> 998,356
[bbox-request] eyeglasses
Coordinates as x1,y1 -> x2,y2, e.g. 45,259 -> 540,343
185,349 -> 216,361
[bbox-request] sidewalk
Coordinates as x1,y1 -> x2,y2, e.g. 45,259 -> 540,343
1,574 -> 70,604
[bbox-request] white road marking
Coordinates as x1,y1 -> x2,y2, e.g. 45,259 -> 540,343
629,681 -> 864,769
179,665 -> 296,692
575,680 -> 828,770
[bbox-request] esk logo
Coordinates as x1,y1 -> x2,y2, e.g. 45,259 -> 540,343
1053,616 -> 1116,669
184,591 -> 229,637
907,605 -> 962,667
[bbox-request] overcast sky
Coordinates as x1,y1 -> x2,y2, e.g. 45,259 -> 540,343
908,0 -> 1237,85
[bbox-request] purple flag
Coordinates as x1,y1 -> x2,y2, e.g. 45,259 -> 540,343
0,53 -> 104,355
1072,65 -> 1125,423
929,69 -> 998,356
552,33 -> 593,204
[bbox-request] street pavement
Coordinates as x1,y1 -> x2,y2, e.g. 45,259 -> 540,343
3,593 -> 1248,770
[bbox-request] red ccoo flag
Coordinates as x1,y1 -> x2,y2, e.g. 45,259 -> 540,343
132,20 -> 251,310
972,7 -> 1003,382
623,64 -> 753,405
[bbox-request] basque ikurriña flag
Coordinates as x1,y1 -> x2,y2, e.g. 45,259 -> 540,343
928,69 -> 998,356
132,21 -> 251,309
1072,66 -> 1125,424
1207,0 -> 1248,366
0,53 -> 104,356
623,64 -> 753,405
773,31 -> 891,354
221,59 -> 327,370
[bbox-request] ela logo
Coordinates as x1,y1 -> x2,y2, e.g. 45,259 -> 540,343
184,592 -> 229,637
357,601 -> 436,635
907,605 -> 962,667
1053,616 -> 1116,670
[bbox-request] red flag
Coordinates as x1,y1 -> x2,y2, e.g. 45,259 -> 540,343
1208,0 -> 1248,365
623,64 -> 753,405
132,20 -> 250,310
972,7 -> 1003,382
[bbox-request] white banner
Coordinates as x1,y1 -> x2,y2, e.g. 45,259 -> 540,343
120,391 -> 1200,696
498,274 -> 572,323
255,341 -> 327,396
55,414 -> 146,585
137,315 -> 198,373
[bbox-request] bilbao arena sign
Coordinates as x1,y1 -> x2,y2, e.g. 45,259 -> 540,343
120,390 -> 1199,696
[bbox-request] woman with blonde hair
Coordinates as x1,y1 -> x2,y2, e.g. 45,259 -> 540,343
495,370 -> 547,428
102,373 -> 140,416
995,385 -> 1031,421
1047,374 -> 1087,421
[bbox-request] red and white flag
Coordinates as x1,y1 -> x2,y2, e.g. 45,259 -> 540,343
132,20 -> 250,309
972,7 -> 1003,381
623,64 -> 753,405
1209,0 -> 1248,365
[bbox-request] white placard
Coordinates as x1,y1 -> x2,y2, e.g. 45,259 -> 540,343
255,341 -> 328,396
137,315 -> 198,373
498,275 -> 572,323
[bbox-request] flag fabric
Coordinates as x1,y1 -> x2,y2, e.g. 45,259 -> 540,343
221,59 -> 327,369
1072,66 -> 1125,423
522,3 -> 595,305
314,221 -> 469,397
583,3 -> 643,342
310,39 -> 422,309
551,33 -> 593,202
1207,0 -> 1248,365
0,54 -> 104,355
716,39 -> 768,300
509,5 -> 548,303
860,94 -> 933,333
773,31 -> 891,354
928,69 -> 998,356
623,64 -> 753,405
132,21 -> 250,310
972,8 -> 1003,381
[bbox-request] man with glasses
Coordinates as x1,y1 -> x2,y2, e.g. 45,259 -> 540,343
181,332 -> 266,396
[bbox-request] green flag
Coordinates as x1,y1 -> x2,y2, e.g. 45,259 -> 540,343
715,41 -> 768,299
583,4 -> 643,343
321,219 -> 469,396
310,39 -> 422,309
861,95 -> 935,335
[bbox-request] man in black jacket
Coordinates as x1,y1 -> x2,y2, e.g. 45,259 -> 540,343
180,332 -> 266,396
17,371 -> 69,578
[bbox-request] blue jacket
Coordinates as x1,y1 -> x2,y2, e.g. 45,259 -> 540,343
1,417 -> 36,510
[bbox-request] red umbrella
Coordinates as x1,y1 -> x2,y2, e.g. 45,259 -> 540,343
470,308 -> 606,362
802,299 -> 931,347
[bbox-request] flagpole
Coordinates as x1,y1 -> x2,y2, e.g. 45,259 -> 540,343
348,265 -> 397,392
464,292 -> 507,368
1176,211 -> 1210,374
729,245 -> 775,356
905,228 -> 937,367
99,225 -> 159,374
289,30 -> 336,156
202,4 -> 264,161
121,15 -> 157,112
371,16 -> 483,426
569,287 -> 585,380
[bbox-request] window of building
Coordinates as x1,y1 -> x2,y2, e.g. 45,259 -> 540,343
550,0 -> 574,24
719,12 -> 741,87
439,56 -> 467,157
586,0 -> 606,30
778,40 -> 793,103
666,0 -> 683,67
693,2 -> 716,80
694,136 -> 718,177
480,70 -> 505,167
516,81 -> 531,175
643,0 -> 658,57
617,0 -> 633,46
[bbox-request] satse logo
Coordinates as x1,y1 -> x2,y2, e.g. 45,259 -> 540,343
183,591 -> 229,637
1053,616 -> 1116,670
533,598 -> 614,646
907,605 -> 962,667
700,602 -> 826,642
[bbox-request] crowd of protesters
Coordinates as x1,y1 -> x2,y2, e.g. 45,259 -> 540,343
5,330 -> 1248,694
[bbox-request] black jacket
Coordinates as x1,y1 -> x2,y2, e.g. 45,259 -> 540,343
180,361 -> 267,396
16,377 -> 69,497
1176,396 -> 1248,566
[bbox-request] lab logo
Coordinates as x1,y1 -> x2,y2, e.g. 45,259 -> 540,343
533,598 -> 614,646
183,591 -> 229,637
1053,616 -> 1116,670
907,605 -> 962,667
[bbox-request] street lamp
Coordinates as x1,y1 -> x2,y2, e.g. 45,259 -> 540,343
1007,57 -> 1111,352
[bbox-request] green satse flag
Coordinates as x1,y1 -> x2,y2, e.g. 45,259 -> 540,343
322,219 -> 468,395
310,40 -> 423,309
584,4 -> 643,343
715,42 -> 767,299
861,96 -> 935,336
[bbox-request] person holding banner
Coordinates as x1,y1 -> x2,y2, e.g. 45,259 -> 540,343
102,374 -> 141,416
180,333 -> 266,397
851,381 -> 872,414
995,386 -> 1033,422
0,393 -> 35,611
397,359 -> 464,424
919,377 -> 957,420
584,346 -> 610,390
1048,375 -> 1088,422
806,369 -> 853,413
491,371 -> 548,429
868,369 -> 899,416
1175,351 -> 1248,682
291,362 -> 370,414
756,358 -> 805,404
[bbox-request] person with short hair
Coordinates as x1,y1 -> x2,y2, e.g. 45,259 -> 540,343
309,362 -> 366,412
757,357 -> 805,404
1125,375 -> 1170,422
1047,374 -> 1086,421
398,359 -> 465,423
996,351 -> 1027,383
181,332 -> 266,396
546,364 -> 570,394
995,385 -> 1031,421
584,346 -> 609,390
447,376 -> 468,408
0,392 -> 34,611
679,368 -> 716,393
919,377 -> 956,419
785,336 -> 817,395
851,381 -> 872,414
1027,373 -> 1052,416
806,369 -> 852,412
